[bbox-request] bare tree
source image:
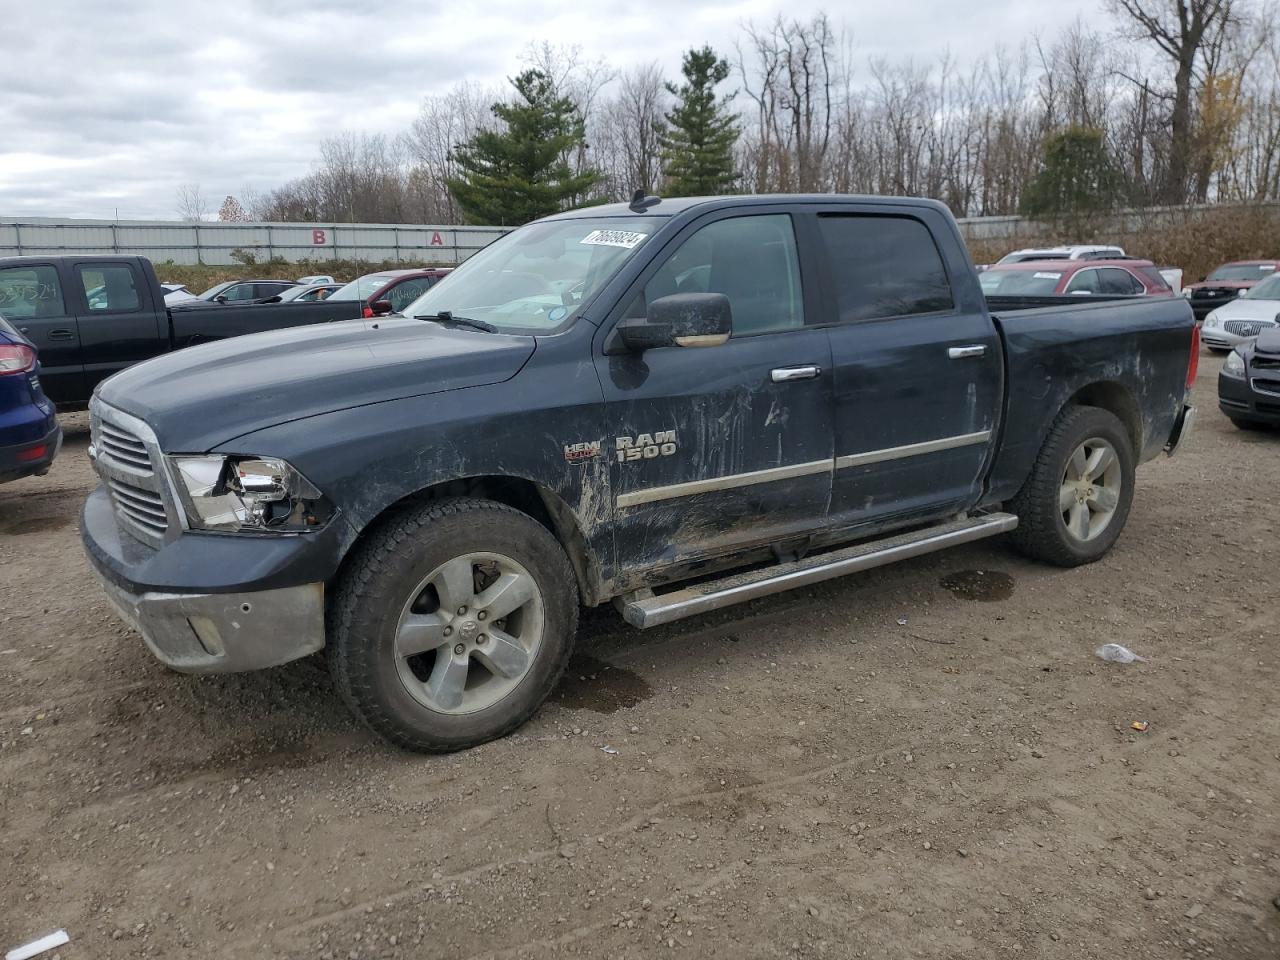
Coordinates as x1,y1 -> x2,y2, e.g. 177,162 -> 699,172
593,63 -> 667,196
175,183 -> 209,221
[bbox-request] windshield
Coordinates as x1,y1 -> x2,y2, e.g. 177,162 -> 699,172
328,273 -> 401,302
979,268 -> 1064,296
1243,273 -> 1280,299
402,217 -> 661,332
1210,263 -> 1276,282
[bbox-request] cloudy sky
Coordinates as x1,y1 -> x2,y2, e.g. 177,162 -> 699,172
1,0 -> 1093,221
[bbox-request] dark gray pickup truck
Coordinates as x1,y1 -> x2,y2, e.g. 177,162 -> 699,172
0,256 -> 371,408
80,195 -> 1198,753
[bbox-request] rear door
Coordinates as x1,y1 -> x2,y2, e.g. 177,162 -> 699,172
594,208 -> 834,578
71,260 -> 167,394
0,262 -> 84,403
813,206 -> 1003,532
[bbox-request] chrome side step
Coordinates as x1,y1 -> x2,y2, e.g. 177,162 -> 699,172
621,512 -> 1018,629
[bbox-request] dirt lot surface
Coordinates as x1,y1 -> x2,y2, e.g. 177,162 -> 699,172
1,353 -> 1277,960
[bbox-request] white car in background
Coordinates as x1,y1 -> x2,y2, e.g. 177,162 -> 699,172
296,274 -> 336,285
995,244 -> 1127,264
1201,271 -> 1280,351
160,283 -> 196,305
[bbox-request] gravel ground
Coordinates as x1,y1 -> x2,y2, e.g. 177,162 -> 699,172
1,352 -> 1277,959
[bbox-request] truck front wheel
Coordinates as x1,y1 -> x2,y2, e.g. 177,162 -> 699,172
329,497 -> 579,752
1009,406 -> 1136,567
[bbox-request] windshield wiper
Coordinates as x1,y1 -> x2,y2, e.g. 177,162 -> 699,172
415,310 -> 496,333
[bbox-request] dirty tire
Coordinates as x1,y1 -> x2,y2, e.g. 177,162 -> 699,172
1008,406 -> 1135,568
328,497 -> 579,753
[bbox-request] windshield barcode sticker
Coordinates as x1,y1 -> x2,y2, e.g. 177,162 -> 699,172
581,229 -> 647,249
1033,272 -> 1062,280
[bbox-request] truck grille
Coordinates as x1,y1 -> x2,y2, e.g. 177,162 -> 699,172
90,398 -> 176,548
1224,320 -> 1273,337
1251,377 -> 1280,397
1251,353 -> 1280,370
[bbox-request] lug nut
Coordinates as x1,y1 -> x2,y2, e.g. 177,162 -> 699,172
457,606 -> 468,615
453,643 -> 465,656
477,611 -> 487,621
444,626 -> 453,637
477,634 -> 487,644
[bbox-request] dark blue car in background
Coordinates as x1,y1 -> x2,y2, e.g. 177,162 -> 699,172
0,314 -> 60,483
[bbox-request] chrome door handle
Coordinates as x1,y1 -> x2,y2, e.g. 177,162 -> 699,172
948,345 -> 987,359
771,365 -> 821,382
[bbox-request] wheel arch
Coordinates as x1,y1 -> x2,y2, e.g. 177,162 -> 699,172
1064,380 -> 1144,454
337,475 -> 605,605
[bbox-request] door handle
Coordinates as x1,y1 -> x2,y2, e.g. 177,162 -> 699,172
771,365 -> 821,382
947,345 -> 987,359
47,328 -> 75,341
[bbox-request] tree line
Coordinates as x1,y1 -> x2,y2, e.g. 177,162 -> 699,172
199,1 -> 1280,227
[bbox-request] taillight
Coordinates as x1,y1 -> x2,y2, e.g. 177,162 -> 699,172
0,343 -> 36,375
1186,325 -> 1200,389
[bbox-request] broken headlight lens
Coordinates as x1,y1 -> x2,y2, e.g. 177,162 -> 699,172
168,455 -> 335,533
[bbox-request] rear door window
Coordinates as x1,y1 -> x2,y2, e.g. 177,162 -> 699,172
817,215 -> 954,322
1065,269 -> 1101,295
1098,268 -> 1145,295
0,264 -> 65,319
77,264 -> 141,313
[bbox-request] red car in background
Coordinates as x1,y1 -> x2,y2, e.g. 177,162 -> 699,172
327,268 -> 452,318
1182,260 -> 1280,322
978,259 -> 1175,299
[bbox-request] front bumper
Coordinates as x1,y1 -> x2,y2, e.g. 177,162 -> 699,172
81,484 -> 345,673
98,576 -> 325,673
1219,371 -> 1280,424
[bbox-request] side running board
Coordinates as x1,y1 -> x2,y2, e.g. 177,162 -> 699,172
621,512 -> 1018,629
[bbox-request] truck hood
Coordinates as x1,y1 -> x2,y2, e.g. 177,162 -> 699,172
96,316 -> 536,451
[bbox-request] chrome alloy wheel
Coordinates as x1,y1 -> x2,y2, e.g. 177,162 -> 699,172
1059,437 -> 1122,543
394,552 -> 544,715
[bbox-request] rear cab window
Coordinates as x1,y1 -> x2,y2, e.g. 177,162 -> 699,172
817,214 -> 955,321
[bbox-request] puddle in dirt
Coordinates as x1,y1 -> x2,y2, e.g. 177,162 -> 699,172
554,654 -> 653,713
1,516 -> 70,536
940,569 -> 1015,602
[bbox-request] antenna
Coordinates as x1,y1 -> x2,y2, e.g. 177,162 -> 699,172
628,190 -> 661,212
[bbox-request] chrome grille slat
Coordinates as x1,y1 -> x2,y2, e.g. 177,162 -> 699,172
1224,320 -> 1273,337
90,398 -> 175,548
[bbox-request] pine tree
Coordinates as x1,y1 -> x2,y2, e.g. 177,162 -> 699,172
1019,127 -> 1125,219
447,70 -> 602,225
659,47 -> 741,197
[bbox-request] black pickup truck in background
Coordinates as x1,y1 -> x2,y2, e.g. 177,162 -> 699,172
0,256 -> 372,407
81,194 -> 1197,754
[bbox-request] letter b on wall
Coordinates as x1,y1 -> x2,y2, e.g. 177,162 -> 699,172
311,229 -> 328,246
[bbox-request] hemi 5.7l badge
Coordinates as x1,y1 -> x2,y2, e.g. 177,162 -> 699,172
563,441 -> 602,463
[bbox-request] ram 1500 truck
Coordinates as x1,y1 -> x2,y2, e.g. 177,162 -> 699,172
0,256 -> 374,408
80,195 -> 1198,753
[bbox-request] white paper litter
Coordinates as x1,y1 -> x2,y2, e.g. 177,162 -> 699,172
6,930 -> 70,960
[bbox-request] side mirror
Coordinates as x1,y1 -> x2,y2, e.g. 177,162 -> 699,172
214,295 -> 228,303
371,299 -> 394,317
618,293 -> 732,352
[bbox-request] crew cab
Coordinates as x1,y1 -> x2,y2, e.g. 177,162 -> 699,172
0,256 -> 373,407
80,195 -> 1197,754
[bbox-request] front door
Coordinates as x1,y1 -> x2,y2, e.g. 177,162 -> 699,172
812,207 -> 1003,532
594,210 -> 834,583
0,262 -> 84,404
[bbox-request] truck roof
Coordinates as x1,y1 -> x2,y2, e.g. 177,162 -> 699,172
541,194 -> 950,220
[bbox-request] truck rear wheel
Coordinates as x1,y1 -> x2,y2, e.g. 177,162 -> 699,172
1008,406 -> 1135,567
329,497 -> 579,753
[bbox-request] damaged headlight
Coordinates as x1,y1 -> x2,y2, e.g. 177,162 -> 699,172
168,455 -> 335,533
